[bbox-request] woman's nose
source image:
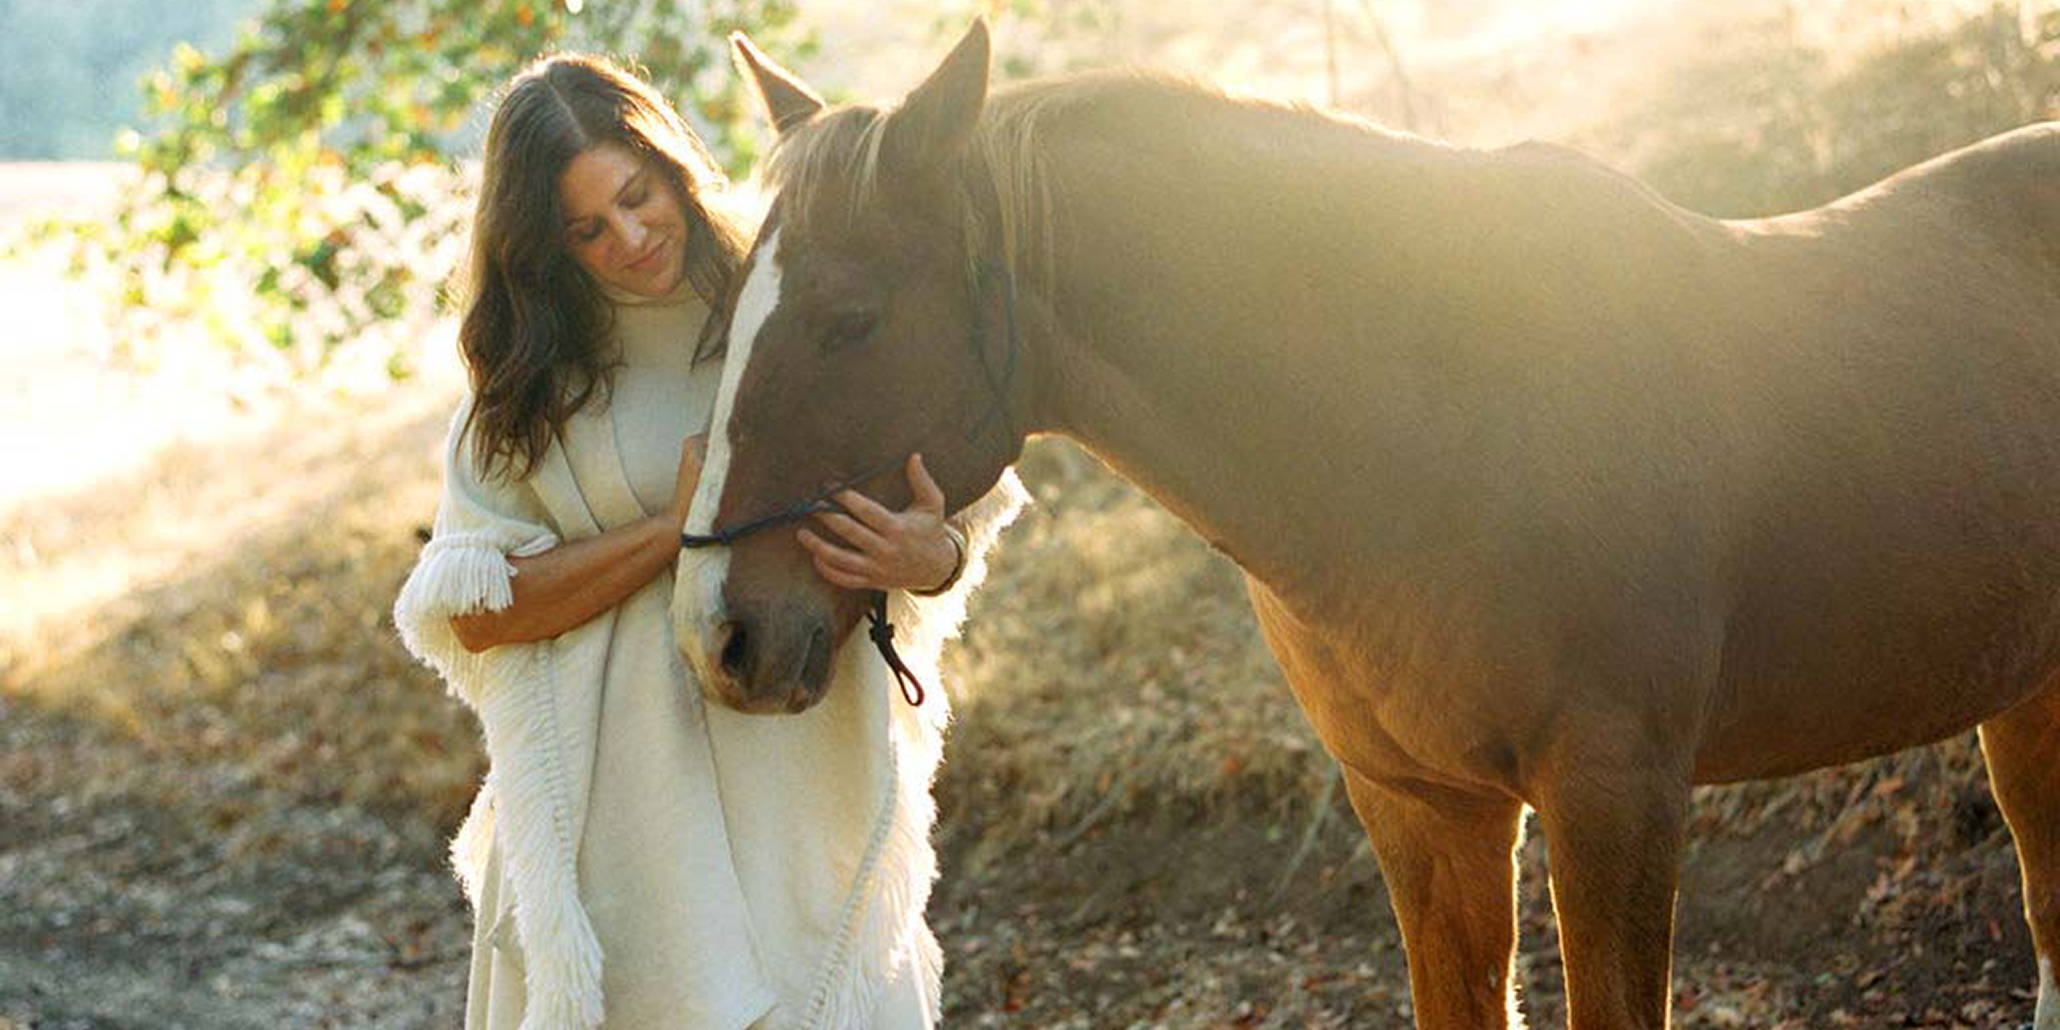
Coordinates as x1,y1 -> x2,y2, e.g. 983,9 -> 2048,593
610,211 -> 646,253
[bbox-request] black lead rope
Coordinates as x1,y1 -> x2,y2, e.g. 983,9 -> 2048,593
678,448 -> 904,550
677,498 -> 835,549
679,257 -> 1024,707
864,591 -> 925,707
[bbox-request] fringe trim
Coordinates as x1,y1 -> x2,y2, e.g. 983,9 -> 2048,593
396,414 -> 604,1026
450,769 -> 498,910
474,641 -> 605,1030
912,923 -> 944,1005
782,678 -> 948,1030
394,525 -> 597,1029
391,529 -> 558,708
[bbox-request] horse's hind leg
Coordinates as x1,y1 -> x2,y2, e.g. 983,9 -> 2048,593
1342,767 -> 1527,1030
1979,685 -> 2060,1030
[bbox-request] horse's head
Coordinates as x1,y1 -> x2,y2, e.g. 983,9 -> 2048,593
672,23 -> 1028,713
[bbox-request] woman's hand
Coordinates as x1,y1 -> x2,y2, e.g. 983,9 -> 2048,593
799,453 -> 962,592
667,433 -> 709,526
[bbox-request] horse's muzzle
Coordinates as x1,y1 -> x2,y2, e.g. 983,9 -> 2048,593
697,601 -> 834,714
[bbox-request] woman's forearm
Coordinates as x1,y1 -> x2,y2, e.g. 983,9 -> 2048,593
450,514 -> 682,652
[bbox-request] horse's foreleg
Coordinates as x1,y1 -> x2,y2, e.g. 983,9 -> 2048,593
1532,748 -> 1691,1030
1979,685 -> 2060,1030
1342,766 -> 1527,1030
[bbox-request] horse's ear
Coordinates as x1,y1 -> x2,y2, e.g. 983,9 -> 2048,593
730,32 -> 825,137
881,20 -> 991,181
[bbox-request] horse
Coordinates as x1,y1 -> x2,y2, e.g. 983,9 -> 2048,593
670,22 -> 2060,1030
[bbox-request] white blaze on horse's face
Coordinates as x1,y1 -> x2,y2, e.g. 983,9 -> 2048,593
672,229 -> 783,695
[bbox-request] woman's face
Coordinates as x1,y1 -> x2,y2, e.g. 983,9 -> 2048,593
558,141 -> 689,299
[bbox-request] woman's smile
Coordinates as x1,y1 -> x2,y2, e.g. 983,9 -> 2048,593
624,235 -> 670,273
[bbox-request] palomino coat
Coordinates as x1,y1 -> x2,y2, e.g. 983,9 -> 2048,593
394,374 -> 1025,1029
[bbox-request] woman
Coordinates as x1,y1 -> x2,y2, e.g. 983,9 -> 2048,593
392,54 -> 1024,1029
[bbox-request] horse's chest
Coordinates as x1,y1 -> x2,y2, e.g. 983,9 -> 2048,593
1245,577 -> 1530,795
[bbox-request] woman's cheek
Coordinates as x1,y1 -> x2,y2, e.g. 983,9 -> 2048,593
571,240 -> 606,279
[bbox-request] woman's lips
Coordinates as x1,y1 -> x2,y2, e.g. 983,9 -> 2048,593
625,236 -> 668,273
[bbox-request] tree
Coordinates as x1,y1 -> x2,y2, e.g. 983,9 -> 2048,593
79,0 -> 810,376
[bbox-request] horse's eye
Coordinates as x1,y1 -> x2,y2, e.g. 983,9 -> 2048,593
822,311 -> 878,353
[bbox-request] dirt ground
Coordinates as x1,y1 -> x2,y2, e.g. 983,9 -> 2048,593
0,377 -> 2041,1028
0,663 -> 2042,1030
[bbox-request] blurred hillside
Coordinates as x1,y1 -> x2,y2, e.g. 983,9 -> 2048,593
4,1 -> 2057,1026
0,0 -> 260,158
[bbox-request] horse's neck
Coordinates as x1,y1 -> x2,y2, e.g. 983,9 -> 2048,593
1035,321 -> 1431,614
1020,118 -> 1501,613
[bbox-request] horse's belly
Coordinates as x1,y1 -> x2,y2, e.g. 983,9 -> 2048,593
1691,605 -> 2060,783
1691,681 -> 2042,783
1695,409 -> 2060,781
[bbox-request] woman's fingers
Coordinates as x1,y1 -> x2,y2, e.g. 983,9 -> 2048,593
812,510 -> 887,552
805,469 -> 954,591
905,453 -> 946,515
833,488 -> 898,532
799,529 -> 881,587
798,527 -> 873,574
811,560 -> 874,590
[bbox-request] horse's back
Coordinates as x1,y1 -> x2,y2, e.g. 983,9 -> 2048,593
1759,122 -> 2060,279
1847,121 -> 2060,259
1724,122 -> 2060,374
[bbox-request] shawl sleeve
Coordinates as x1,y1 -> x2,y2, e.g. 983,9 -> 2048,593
393,398 -> 563,710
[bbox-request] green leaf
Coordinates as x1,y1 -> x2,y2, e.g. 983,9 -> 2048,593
81,0 -> 811,379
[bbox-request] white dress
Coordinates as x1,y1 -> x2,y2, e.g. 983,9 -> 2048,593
394,282 -> 1026,1030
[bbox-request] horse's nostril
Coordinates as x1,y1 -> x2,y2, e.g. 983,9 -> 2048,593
717,620 -> 751,680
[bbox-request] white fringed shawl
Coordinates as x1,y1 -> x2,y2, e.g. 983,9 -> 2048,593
394,398 -> 1025,1030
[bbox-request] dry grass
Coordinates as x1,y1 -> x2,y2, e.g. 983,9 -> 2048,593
941,441 -> 1331,856
1,374 -> 481,831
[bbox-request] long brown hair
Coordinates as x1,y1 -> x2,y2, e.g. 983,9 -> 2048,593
458,53 -> 751,481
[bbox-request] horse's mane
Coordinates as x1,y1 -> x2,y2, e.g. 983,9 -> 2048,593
763,71 -> 1300,293
761,68 -> 1746,349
